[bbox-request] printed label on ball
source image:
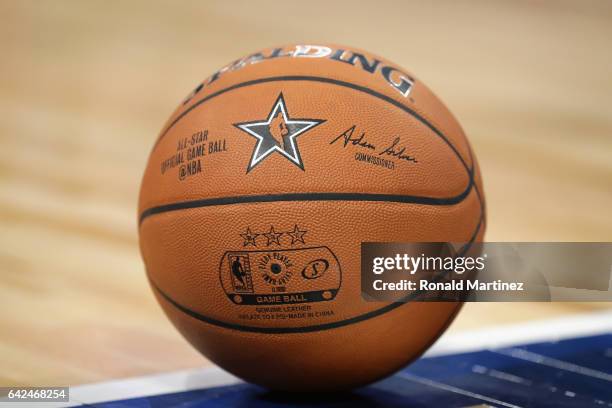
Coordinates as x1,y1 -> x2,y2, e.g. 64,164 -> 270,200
219,246 -> 341,305
158,129 -> 229,181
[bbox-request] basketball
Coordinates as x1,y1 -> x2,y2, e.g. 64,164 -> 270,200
138,44 -> 485,391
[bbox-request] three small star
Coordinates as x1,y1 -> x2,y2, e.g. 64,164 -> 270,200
240,227 -> 259,246
263,226 -> 283,246
286,224 -> 307,244
240,225 -> 308,247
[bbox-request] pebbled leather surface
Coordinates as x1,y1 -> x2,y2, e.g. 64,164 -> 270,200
138,43 -> 485,391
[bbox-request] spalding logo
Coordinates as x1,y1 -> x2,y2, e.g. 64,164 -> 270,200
183,45 -> 415,105
302,259 -> 329,280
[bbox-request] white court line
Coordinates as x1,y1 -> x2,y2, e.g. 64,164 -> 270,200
397,372 -> 524,408
425,308 -> 612,357
64,367 -> 240,407
493,348 -> 612,382
57,309 -> 612,407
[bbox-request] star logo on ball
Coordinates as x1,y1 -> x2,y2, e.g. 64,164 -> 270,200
233,93 -> 325,172
263,225 -> 283,246
286,224 -> 307,245
240,227 -> 260,247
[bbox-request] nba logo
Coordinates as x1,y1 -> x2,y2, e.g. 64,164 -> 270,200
228,254 -> 254,293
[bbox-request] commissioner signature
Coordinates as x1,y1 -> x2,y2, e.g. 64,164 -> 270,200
330,125 -> 418,163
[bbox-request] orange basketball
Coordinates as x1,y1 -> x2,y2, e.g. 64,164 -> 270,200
138,44 -> 485,391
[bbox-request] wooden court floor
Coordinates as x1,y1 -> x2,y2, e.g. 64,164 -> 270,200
0,1 -> 611,387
